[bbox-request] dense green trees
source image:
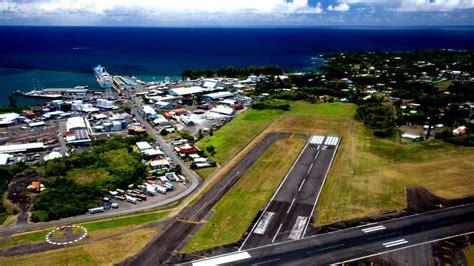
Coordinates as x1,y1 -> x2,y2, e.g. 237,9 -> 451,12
33,135 -> 151,222
355,103 -> 395,132
182,65 -> 282,79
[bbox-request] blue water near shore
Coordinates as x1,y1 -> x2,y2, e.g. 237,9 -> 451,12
1,26 -> 473,106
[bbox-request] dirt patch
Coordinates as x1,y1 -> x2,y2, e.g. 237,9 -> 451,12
406,186 -> 474,213
7,171 -> 40,212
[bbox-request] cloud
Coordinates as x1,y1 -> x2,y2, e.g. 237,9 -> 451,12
337,0 -> 474,11
0,0 -> 324,16
328,3 -> 351,12
398,0 -> 474,12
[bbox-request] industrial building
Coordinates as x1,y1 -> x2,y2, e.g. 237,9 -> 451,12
202,91 -> 234,101
0,142 -> 45,154
0,113 -> 21,127
65,117 -> 91,144
168,86 -> 206,97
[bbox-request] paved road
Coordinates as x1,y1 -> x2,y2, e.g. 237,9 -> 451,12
131,107 -> 201,187
189,203 -> 474,265
123,132 -> 292,265
0,105 -> 201,236
241,135 -> 340,249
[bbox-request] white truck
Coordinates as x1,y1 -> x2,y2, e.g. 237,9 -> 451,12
126,195 -> 137,204
154,185 -> 167,195
89,207 -> 105,214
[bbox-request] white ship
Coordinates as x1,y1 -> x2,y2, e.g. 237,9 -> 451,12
93,65 -> 113,89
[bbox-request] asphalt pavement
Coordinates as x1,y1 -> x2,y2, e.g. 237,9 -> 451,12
122,132 -> 292,265
189,203 -> 474,265
241,135 -> 340,249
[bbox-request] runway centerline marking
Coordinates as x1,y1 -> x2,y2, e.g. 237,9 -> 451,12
272,223 -> 283,243
314,150 -> 320,160
305,244 -> 345,254
252,258 -> 281,265
298,179 -> 306,191
367,232 -> 399,240
307,163 -> 314,174
287,198 -> 296,214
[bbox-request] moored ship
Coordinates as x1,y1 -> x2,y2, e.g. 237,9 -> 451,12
93,65 -> 113,89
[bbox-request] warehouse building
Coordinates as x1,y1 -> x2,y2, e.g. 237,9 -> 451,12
65,117 -> 91,144
0,142 -> 45,154
202,91 -> 234,101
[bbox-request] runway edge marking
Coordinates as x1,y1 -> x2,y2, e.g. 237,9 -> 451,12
302,136 -> 340,238
333,231 -> 474,265
239,137 -> 312,251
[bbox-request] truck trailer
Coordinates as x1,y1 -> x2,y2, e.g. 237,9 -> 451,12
89,207 -> 105,214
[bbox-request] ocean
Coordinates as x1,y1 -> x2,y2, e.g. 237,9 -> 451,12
1,26 -> 473,106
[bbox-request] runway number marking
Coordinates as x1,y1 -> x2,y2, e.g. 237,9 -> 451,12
254,212 -> 275,235
382,239 -> 408,247
289,216 -> 308,240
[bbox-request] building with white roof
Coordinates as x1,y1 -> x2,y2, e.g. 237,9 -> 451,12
149,159 -> 171,170
136,141 -> 152,152
202,91 -> 234,101
66,117 -> 91,144
0,142 -> 45,154
0,154 -> 13,166
67,117 -> 87,131
153,115 -> 171,127
168,86 -> 206,96
143,105 -> 157,119
210,105 -> 235,116
0,113 -> 20,127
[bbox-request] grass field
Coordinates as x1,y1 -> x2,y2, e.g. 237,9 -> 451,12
182,137 -> 306,253
68,168 -> 110,185
197,108 -> 285,165
0,226 -> 161,266
0,210 -> 170,250
465,245 -> 474,265
193,101 -> 474,228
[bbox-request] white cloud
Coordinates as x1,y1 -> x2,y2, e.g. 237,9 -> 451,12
0,0 -> 324,16
328,3 -> 351,12
338,0 -> 474,11
398,0 -> 474,12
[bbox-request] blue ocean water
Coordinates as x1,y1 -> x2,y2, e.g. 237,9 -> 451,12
0,26 -> 473,106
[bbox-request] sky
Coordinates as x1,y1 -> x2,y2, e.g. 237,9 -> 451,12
0,0 -> 473,27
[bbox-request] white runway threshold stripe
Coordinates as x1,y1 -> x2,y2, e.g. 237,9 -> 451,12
361,225 -> 386,233
309,135 -> 325,145
382,239 -> 408,247
323,136 -> 339,146
192,252 -> 252,266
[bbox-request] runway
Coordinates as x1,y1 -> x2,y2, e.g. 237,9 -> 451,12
240,135 -> 340,249
189,203 -> 474,265
122,133 -> 292,265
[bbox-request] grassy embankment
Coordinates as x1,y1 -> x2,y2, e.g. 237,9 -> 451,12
465,245 -> 474,265
185,101 -> 474,252
0,210 -> 170,265
183,137 -> 305,253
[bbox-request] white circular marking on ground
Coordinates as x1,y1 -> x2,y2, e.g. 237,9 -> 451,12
45,225 -> 88,246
